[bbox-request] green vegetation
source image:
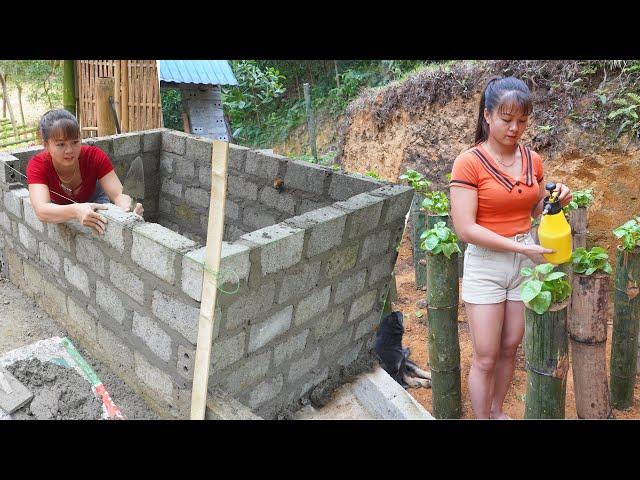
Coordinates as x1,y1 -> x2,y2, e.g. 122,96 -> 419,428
161,88 -> 183,131
399,169 -> 432,195
571,246 -> 613,275
613,217 -> 640,251
520,263 -> 572,314
419,221 -> 461,259
563,188 -> 594,214
364,170 -> 380,179
421,191 -> 449,216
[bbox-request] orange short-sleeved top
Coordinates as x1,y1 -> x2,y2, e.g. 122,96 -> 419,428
449,144 -> 544,237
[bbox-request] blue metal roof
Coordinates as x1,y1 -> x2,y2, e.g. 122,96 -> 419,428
159,60 -> 238,86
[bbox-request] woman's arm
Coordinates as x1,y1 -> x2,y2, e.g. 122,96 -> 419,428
29,183 -> 108,234
99,170 -> 144,216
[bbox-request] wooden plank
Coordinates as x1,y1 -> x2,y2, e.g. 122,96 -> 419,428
121,60 -> 129,132
190,140 -> 229,420
96,77 -> 116,136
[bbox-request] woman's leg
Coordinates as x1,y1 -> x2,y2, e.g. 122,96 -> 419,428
489,300 -> 525,419
466,302 -> 505,419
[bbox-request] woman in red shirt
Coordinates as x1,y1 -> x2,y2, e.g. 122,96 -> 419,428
26,109 -> 144,235
450,77 -> 572,419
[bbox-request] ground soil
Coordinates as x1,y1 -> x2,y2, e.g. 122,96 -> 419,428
0,276 -> 159,420
394,229 -> 640,419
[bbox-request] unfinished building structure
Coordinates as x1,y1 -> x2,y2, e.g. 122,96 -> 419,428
0,130 -> 412,419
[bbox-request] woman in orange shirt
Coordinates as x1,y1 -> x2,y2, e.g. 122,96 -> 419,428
450,76 -> 572,419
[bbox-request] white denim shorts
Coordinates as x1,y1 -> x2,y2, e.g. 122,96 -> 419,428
461,232 -> 536,304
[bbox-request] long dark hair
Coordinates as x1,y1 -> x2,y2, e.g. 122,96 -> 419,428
474,76 -> 533,145
39,109 -> 81,142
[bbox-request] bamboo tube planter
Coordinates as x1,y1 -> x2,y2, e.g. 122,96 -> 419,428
610,247 -> 640,409
569,207 -> 588,249
524,300 -> 569,419
426,250 -> 461,419
568,273 -> 612,418
409,193 -> 427,290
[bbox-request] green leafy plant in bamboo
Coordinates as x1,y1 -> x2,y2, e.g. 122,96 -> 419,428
399,169 -> 431,195
520,263 -> 572,314
419,221 -> 461,259
613,217 -> 640,251
421,191 -> 449,216
563,188 -> 594,214
571,246 -> 613,275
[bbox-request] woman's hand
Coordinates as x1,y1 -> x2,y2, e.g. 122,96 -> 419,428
76,203 -> 108,235
132,202 -> 144,217
553,183 -> 572,208
518,243 -> 554,265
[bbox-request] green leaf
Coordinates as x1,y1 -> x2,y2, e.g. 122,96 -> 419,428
544,272 -> 566,281
521,280 -> 543,303
535,263 -> 555,275
585,267 -> 597,275
529,291 -> 552,315
520,267 -> 534,277
423,235 -> 439,251
603,263 -> 613,274
415,311 -> 423,318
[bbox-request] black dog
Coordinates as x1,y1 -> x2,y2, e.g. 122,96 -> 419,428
374,311 -> 431,389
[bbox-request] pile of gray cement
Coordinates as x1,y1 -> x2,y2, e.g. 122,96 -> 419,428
6,358 -> 103,420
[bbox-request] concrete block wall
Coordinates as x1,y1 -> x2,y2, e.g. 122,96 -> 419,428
0,129 -> 413,419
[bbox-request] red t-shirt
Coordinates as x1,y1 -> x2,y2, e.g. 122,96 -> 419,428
26,145 -> 114,204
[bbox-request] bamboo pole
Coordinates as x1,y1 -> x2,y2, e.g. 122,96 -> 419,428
96,76 -> 116,136
568,273 -> 612,418
610,246 -> 640,409
524,301 -> 569,419
190,140 -> 229,420
410,193 -> 427,289
426,250 -> 461,419
63,60 -> 76,116
569,207 -> 588,249
121,60 -> 129,132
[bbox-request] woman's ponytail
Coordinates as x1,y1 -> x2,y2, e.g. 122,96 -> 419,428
474,76 -> 500,145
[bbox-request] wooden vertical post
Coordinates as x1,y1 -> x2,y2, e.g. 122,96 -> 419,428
121,60 -> 129,132
63,60 -> 76,116
303,82 -> 318,161
190,140 -> 229,420
96,76 -> 116,136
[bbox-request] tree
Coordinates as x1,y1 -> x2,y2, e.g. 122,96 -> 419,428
0,61 -> 18,137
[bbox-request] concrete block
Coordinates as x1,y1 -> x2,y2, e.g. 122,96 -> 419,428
159,197 -> 173,215
248,374 -> 283,409
47,223 -> 73,253
227,175 -> 258,201
249,305 -> 293,353
259,187 -> 295,215
324,242 -> 359,279
160,152 -> 175,175
185,187 -> 210,209
243,207 -> 278,231
143,130 -> 162,152
152,290 -> 201,344
355,311 -> 381,341
226,282 -> 276,331
198,165 -> 211,188
323,326 -> 354,358
368,253 -> 395,286
0,211 -> 10,232
225,200 -> 240,220
18,224 -> 38,254
64,258 -> 91,298
134,351 -> 174,404
186,136 -> 213,165
161,178 -> 183,198
222,350 -> 271,394
334,269 -> 367,304
277,261 -> 320,304
96,279 -> 127,324
284,206 -> 347,258
274,329 -> 309,366
245,150 -> 283,180
300,367 -> 330,397
6,250 -> 24,288
174,158 -> 195,180
296,198 -> 326,215
228,144 -> 248,171
3,188 -> 29,218
241,224 -> 304,276
348,289 -> 378,322
0,153 -> 20,183
75,235 -> 106,276
359,230 -> 391,261
313,307 -> 345,341
101,204 -> 143,254
83,137 -> 112,156
294,285 -> 331,326
133,312 -> 172,362
177,345 -> 195,380
42,277 -> 68,320
369,185 -> 414,224
328,173 -> 378,201
110,260 -> 145,304
113,132 -> 142,156
66,296 -> 98,343
338,341 -> 363,367
211,331 -> 246,372
132,222 -> 197,284
284,160 -> 330,195
205,387 -> 263,420
181,242 -> 251,302
162,130 -> 187,155
22,262 -> 44,300
335,193 -> 384,239
22,198 -> 44,232
97,323 -> 135,375
38,241 -> 61,271
288,347 -> 321,383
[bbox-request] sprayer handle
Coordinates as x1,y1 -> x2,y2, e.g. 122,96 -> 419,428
545,182 -> 557,193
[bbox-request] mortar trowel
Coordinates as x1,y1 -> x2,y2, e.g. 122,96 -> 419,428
122,156 -> 145,218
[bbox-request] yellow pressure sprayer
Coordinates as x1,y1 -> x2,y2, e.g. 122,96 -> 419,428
537,181 -> 572,264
